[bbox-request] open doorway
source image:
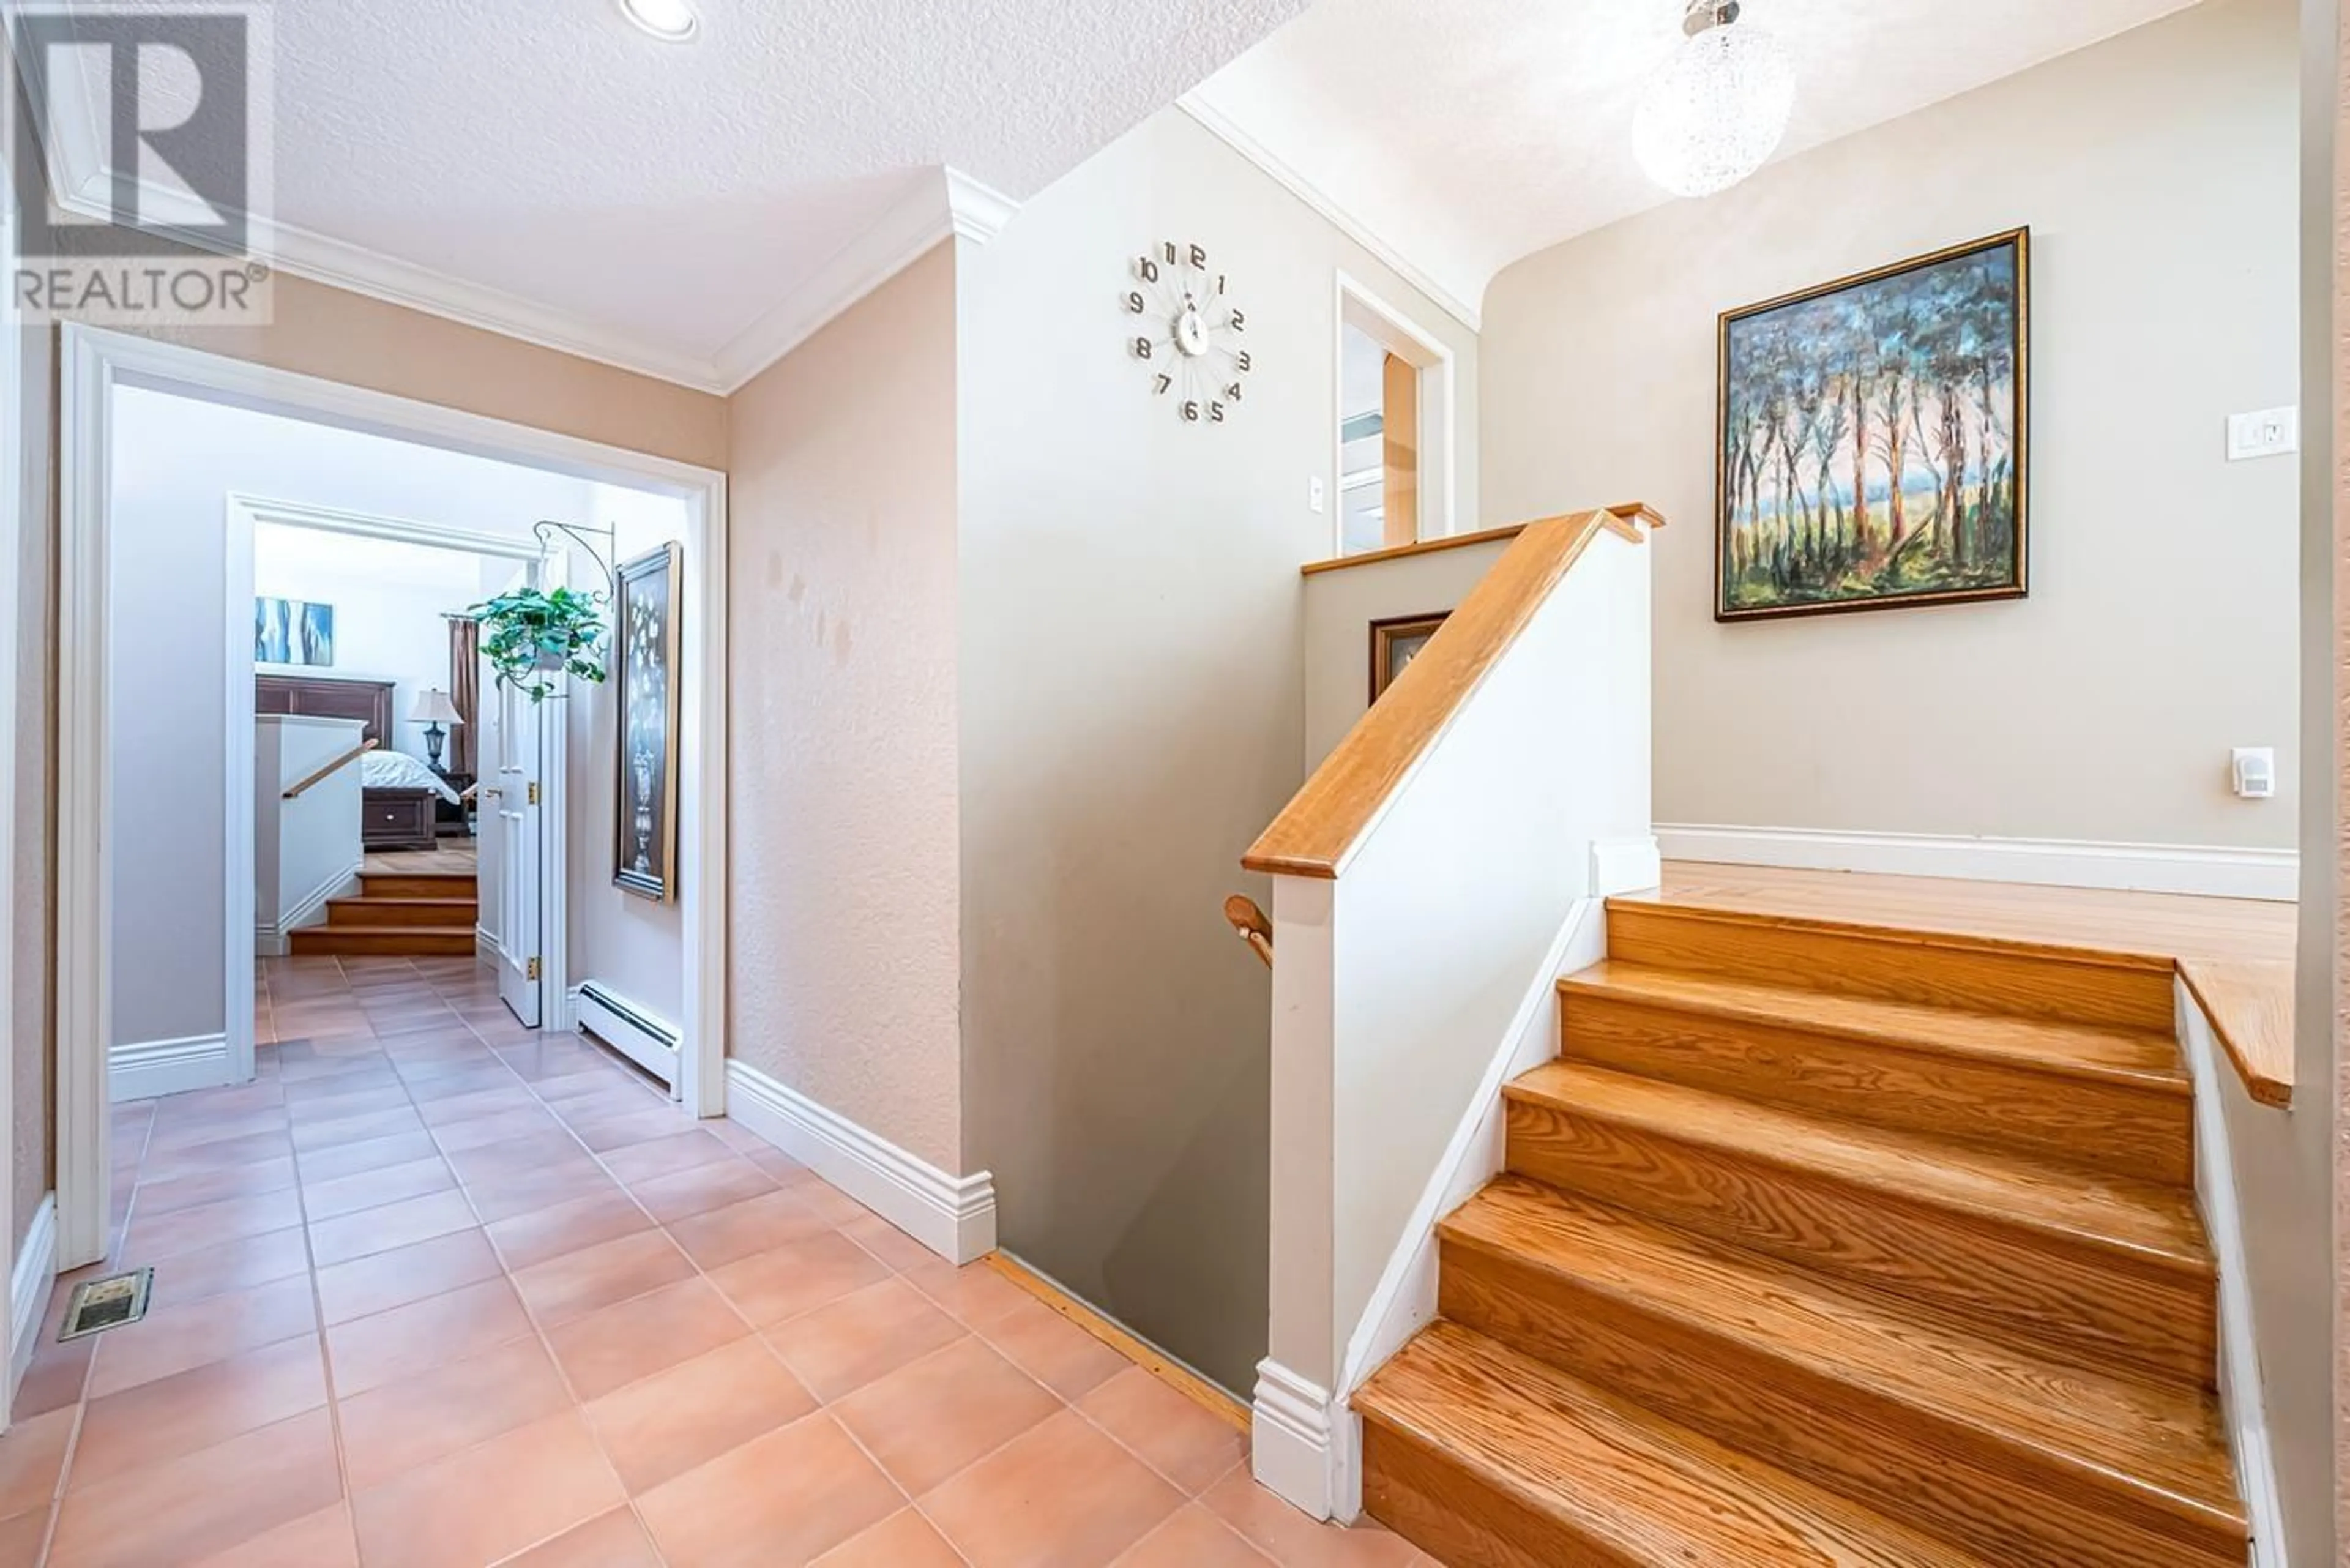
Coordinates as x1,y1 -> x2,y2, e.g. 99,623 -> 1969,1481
52,327 -> 729,1271
1333,273 -> 1457,558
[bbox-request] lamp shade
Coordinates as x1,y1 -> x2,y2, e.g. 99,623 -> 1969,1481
409,687 -> 464,726
1633,4 -> 1796,199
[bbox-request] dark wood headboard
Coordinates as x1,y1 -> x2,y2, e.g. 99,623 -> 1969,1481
256,674 -> 394,745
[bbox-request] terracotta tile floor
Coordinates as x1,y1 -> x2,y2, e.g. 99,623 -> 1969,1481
0,956 -> 1437,1567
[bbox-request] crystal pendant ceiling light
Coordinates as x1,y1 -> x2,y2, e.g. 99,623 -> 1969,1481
1632,0 -> 1796,198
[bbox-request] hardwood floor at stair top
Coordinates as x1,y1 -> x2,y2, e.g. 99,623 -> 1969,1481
1560,961 -> 2187,1090
1357,1321 -> 1991,1567
1506,1062 -> 2212,1273
1442,1177 -> 2240,1525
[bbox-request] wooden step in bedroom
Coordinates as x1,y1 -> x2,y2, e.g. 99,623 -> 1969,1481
291,869 -> 477,957
1353,890 -> 2248,1568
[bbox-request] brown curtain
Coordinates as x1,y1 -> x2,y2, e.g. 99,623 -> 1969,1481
447,615 -> 480,774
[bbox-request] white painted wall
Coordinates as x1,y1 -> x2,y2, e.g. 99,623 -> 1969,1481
1479,0 -> 2300,854
1258,525 -> 1654,1518
252,716 -> 364,952
252,523 -> 483,763
956,106 -> 1480,1395
107,386 -> 687,1052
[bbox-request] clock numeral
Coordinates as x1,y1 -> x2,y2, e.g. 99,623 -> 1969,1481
1133,337 -> 1154,359
1236,350 -> 1252,373
1162,241 -> 1177,265
1209,400 -> 1226,423
1124,291 -> 1145,313
1188,244 -> 1207,269
1154,373 -> 1171,395
1228,309 -> 1246,332
1182,400 -> 1200,422
1217,274 -> 1226,296
1223,383 -> 1243,401
1136,256 -> 1158,283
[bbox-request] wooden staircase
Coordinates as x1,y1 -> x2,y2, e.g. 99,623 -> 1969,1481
289,869 -> 477,957
1354,895 -> 2248,1567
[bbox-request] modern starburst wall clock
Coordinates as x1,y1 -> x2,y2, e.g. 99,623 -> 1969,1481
1124,240 -> 1251,424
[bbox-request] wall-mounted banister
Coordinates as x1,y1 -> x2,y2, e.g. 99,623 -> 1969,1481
283,738 -> 377,800
1224,894 -> 1273,967
1245,504 -> 1663,880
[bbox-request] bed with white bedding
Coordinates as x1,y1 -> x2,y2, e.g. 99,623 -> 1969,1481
362,749 -> 463,804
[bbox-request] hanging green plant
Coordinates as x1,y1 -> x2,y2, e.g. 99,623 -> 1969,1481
471,585 -> 608,702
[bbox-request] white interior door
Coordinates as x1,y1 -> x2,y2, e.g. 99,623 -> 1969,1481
492,567 -> 544,1026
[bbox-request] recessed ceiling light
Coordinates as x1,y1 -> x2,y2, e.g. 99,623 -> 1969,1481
617,0 -> 699,42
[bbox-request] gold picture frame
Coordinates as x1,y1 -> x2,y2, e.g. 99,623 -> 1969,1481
1369,612 -> 1447,704
613,542 -> 682,902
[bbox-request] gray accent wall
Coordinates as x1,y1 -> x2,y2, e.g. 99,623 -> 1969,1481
956,108 -> 1480,1393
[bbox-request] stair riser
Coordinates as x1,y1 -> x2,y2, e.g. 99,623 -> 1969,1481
1606,905 -> 2174,1032
1362,1422 -> 1640,1568
1442,1241 -> 2245,1567
358,876 -> 473,900
1504,1095 -> 2215,1386
289,930 -> 474,957
1557,991 -> 2193,1187
327,900 -> 477,928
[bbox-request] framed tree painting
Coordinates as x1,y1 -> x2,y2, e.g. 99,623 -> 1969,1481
613,542 -> 682,901
1717,228 -> 2029,622
1369,611 -> 1446,703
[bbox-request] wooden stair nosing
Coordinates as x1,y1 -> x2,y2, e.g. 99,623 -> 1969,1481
1603,899 -> 2176,1032
1356,1321 -> 1996,1568
1507,1061 -> 2210,1275
1504,1069 -> 2216,1386
326,896 -> 477,928
289,925 -> 474,954
1559,960 -> 2188,1094
1556,965 -> 2194,1189
1439,1178 -> 2243,1552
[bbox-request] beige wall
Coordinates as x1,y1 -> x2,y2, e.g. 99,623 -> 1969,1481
724,245 -> 965,1174
956,108 -> 1480,1393
140,275 -> 728,472
1482,0 -> 2300,851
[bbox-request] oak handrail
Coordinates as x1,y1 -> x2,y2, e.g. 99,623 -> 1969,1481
1243,503 -> 1663,879
283,738 -> 378,800
1223,894 -> 1273,967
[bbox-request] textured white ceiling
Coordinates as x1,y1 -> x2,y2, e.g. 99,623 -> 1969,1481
1187,0 -> 2205,320
47,0 -> 1314,386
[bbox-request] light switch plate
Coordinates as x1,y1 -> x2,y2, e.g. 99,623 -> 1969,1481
2226,407 -> 2298,461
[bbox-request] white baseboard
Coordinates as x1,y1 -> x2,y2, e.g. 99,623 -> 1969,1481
110,1034 -> 233,1101
1251,1359 -> 1356,1522
723,1059 -> 996,1264
570,981 -> 679,1092
1656,823 -> 2297,902
10,1193 -> 54,1396
2176,980 -> 2289,1568
1590,836 -> 1662,896
256,861 -> 361,957
475,925 -> 498,965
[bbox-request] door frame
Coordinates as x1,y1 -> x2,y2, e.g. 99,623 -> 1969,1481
226,494 -> 561,1078
57,323 -> 731,1269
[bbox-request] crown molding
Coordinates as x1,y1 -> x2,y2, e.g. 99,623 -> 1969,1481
709,167 -> 1017,393
45,154 -> 1021,397
1176,92 -> 1482,332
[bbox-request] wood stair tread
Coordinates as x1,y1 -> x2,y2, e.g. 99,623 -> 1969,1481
331,897 -> 477,909
1507,1061 -> 2210,1274
1445,1175 -> 2242,1530
1561,960 -> 2187,1092
1356,1320 -> 1994,1567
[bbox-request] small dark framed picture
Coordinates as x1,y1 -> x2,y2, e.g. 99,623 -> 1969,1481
1369,613 -> 1447,704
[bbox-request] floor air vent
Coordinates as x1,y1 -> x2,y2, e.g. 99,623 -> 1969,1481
59,1267 -> 152,1340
